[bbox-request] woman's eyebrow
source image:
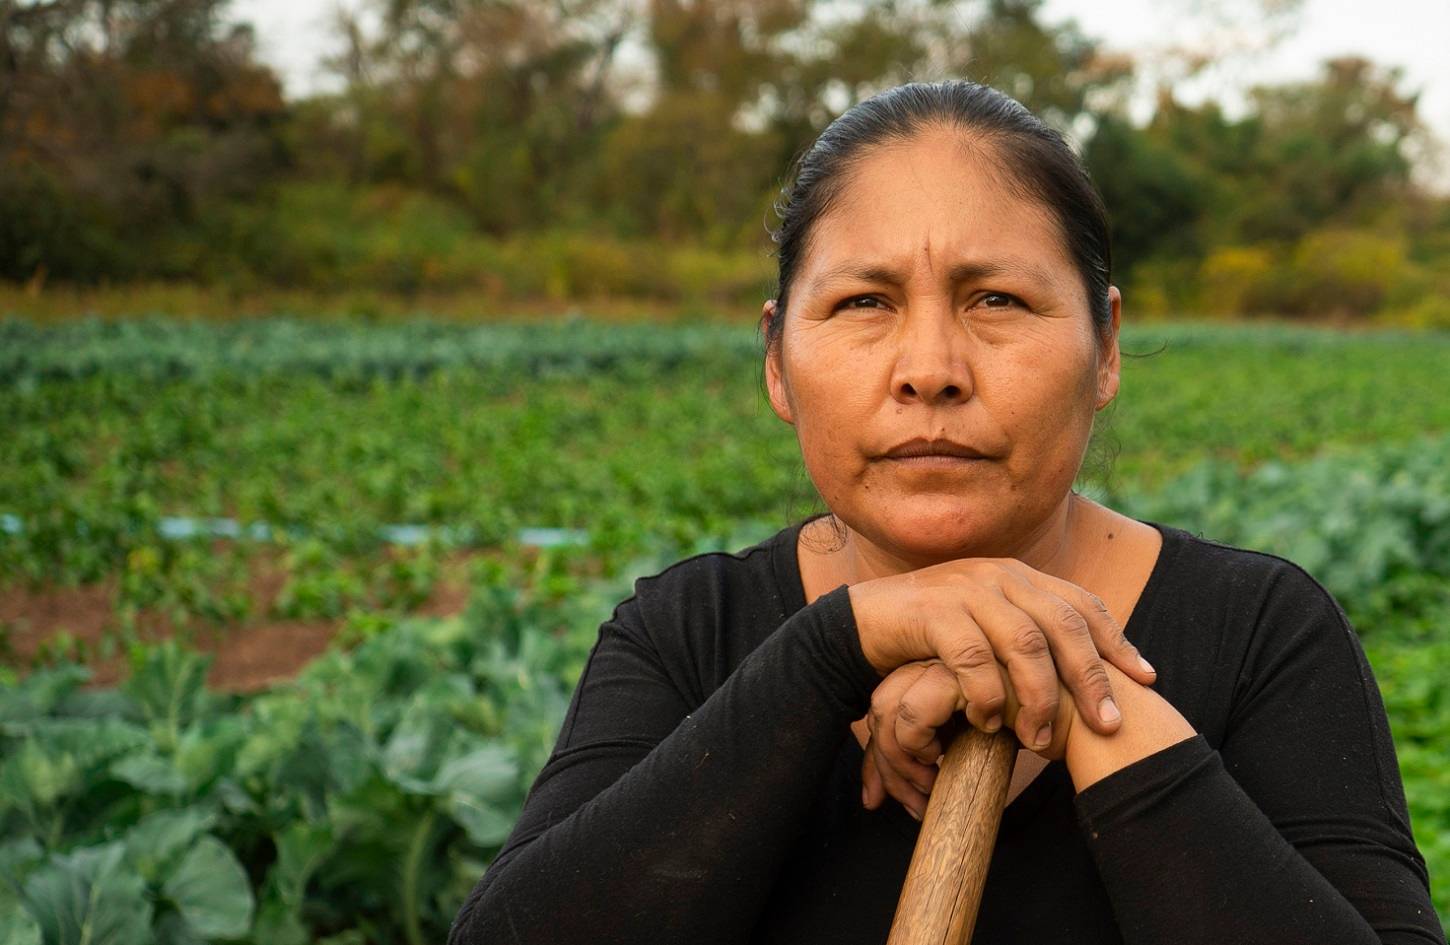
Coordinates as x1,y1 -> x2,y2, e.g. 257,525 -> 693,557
808,259 -> 1057,292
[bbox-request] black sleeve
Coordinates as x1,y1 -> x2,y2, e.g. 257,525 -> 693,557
446,582 -> 883,945
1071,564 -> 1444,944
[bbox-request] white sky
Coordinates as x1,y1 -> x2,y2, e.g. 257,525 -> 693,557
233,0 -> 1450,171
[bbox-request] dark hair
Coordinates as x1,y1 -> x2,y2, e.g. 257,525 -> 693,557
760,80 -> 1122,543
762,79 -> 1113,355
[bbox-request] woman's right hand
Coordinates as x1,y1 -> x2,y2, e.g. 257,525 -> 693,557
847,557 -> 1157,751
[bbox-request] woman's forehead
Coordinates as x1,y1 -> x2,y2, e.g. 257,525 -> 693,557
797,132 -> 1077,293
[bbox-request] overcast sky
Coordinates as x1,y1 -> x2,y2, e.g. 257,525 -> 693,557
232,0 -> 1450,163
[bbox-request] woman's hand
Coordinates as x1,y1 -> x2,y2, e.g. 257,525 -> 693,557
859,657 -> 1077,820
848,557 -> 1156,754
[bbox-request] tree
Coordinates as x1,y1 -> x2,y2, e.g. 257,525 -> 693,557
1235,56 -> 1426,241
1082,112 -> 1208,277
0,0 -> 287,280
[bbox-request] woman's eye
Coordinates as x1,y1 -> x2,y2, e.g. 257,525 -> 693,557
833,293 -> 1022,312
979,292 -> 1021,309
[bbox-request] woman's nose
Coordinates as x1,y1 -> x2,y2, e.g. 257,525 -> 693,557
888,309 -> 973,406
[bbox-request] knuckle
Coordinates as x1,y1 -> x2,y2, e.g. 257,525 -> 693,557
946,638 -> 997,673
1052,602 -> 1090,636
896,700 -> 921,727
1033,689 -> 1061,715
880,764 -> 911,790
1009,623 -> 1051,659
968,558 -> 1011,586
974,690 -> 1006,713
926,660 -> 956,683
1077,660 -> 1112,694
962,558 -> 994,577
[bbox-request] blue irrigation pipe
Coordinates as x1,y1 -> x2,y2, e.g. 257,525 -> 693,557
0,513 -> 589,549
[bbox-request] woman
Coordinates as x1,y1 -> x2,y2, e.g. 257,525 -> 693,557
448,81 -> 1441,944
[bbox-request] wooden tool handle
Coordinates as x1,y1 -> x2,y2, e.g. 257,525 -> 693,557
885,724 -> 1018,945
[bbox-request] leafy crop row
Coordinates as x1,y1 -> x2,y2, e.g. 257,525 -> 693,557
3,431 -> 1448,942
4,318 -> 1449,639
2,313 -> 1442,388
1,550 -> 631,945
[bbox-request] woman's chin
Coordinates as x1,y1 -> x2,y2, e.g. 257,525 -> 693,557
855,500 -> 1024,562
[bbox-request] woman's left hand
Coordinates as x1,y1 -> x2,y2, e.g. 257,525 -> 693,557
859,657 -> 1077,820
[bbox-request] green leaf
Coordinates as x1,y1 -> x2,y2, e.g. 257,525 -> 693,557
0,910 -> 42,945
0,845 -> 44,945
124,640 -> 212,751
161,836 -> 254,940
152,912 -> 205,945
110,751 -> 188,797
22,843 -> 152,945
432,745 -> 517,801
252,821 -> 334,945
1,718 -> 150,814
123,808 -> 216,884
249,900 -> 307,945
0,742 -> 80,812
0,837 -> 44,882
171,717 -> 245,793
445,796 -> 515,846
0,665 -> 90,725
380,677 -> 480,794
268,821 -> 334,905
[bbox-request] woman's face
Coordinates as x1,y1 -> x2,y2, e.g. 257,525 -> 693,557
763,127 -> 1122,566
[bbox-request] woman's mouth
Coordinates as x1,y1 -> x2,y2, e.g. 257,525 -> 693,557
883,454 -> 985,468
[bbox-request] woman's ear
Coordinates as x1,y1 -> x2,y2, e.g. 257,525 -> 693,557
761,299 -> 794,426
1096,287 -> 1122,411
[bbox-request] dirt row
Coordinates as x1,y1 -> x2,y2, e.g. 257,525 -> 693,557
0,547 -> 490,692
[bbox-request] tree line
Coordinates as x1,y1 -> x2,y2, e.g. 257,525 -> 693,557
2,0 -> 1446,323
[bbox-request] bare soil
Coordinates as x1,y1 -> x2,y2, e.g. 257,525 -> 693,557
0,546 -> 491,693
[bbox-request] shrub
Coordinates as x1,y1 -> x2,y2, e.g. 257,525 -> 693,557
1288,228 -> 1408,317
1197,245 -> 1279,316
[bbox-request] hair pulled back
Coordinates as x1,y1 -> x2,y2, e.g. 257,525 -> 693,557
764,79 -> 1113,354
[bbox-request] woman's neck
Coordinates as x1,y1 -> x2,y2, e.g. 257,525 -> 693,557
805,492 -> 1100,591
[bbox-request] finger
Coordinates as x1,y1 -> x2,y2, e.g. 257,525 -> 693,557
1028,683 -> 1074,761
998,576 -> 1121,738
861,746 -> 886,809
867,681 -> 942,798
867,662 -> 932,747
863,663 -> 930,807
990,665 -> 1077,761
894,661 -> 962,764
1024,568 -> 1157,688
872,688 -> 944,795
867,735 -> 932,820
964,585 -> 1061,750
926,609 -> 1008,735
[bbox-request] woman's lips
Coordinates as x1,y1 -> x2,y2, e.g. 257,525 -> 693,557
883,455 -> 986,468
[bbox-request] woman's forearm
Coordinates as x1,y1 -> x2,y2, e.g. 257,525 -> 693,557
1063,662 -> 1197,793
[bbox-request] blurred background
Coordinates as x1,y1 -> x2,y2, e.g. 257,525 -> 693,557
1,2 -> 1447,943
3,0 -> 1449,323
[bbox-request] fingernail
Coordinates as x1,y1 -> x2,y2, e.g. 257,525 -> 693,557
909,806 -> 922,821
985,714 -> 1002,733
862,786 -> 869,807
1099,696 -> 1121,724
1138,655 -> 1157,676
1034,722 -> 1052,749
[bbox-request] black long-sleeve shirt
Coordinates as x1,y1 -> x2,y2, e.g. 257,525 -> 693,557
448,513 -> 1443,944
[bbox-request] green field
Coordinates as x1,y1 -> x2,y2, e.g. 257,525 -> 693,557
1,315 -> 1447,942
